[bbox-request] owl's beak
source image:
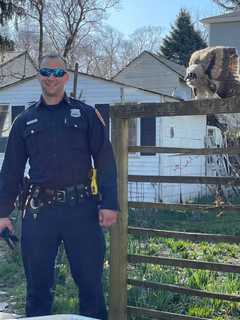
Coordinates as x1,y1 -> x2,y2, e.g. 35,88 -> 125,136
185,72 -> 197,81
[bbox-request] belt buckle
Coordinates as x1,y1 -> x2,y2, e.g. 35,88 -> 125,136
56,190 -> 66,203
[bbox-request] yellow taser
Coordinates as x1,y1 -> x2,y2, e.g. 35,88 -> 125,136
91,168 -> 98,195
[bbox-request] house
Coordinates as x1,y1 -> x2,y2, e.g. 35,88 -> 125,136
112,51 -> 210,202
112,51 -> 192,100
0,59 -> 208,203
0,51 -> 37,88
201,10 -> 240,54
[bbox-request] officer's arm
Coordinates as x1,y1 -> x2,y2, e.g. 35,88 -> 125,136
88,109 -> 119,212
0,116 -> 27,218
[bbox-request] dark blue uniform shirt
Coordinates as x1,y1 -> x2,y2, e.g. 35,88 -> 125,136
0,94 -> 118,218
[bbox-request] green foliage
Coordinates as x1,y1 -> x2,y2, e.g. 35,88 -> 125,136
188,305 -> 212,317
160,8 -> 207,66
127,205 -> 240,319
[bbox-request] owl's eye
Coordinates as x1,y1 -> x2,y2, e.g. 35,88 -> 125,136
188,72 -> 197,79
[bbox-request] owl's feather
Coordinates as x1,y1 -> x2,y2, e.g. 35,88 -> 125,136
185,46 -> 240,99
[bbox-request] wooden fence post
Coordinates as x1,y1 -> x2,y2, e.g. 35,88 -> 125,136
109,114 -> 129,320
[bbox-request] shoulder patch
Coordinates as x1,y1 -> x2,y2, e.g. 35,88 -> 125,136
95,109 -> 105,126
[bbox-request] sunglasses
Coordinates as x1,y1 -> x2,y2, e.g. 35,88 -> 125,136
39,68 -> 66,78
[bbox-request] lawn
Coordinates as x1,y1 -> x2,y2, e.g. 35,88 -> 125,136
1,206 -> 240,319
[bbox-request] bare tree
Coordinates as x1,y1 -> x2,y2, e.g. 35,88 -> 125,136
12,0 -> 120,66
13,18 -> 40,61
45,0 -> 120,62
212,0 -> 240,10
70,24 -> 163,79
128,26 -> 162,56
91,25 -> 124,78
19,0 -> 44,66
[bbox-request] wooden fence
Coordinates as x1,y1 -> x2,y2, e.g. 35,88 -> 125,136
108,95 -> 240,320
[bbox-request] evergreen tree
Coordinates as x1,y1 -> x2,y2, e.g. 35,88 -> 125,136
160,9 -> 207,66
212,0 -> 240,10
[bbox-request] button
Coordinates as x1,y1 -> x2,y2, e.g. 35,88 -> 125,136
31,130 -> 34,134
74,124 -> 78,128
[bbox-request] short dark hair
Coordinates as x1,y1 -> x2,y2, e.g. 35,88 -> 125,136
40,53 -> 67,69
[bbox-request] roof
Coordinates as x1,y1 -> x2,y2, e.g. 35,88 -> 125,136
0,51 -> 24,64
0,50 -> 37,71
112,51 -> 186,80
0,71 -> 182,101
201,9 -> 240,25
0,51 -> 38,88
68,69 -> 182,100
0,51 -> 180,100
149,52 -> 186,77
0,51 -> 30,66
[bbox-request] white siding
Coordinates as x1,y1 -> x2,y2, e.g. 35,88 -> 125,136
0,73 -> 206,204
114,52 -> 192,100
0,73 -> 164,107
128,115 -> 208,203
208,21 -> 240,54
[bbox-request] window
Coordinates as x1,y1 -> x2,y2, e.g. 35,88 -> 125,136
0,105 -> 11,137
0,104 -> 10,152
140,117 -> 156,155
128,118 -> 138,146
0,105 -> 26,152
208,129 -> 214,137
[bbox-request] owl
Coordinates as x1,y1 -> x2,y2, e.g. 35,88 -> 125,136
185,46 -> 240,99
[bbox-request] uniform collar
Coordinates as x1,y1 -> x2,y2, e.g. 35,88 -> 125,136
36,92 -> 71,110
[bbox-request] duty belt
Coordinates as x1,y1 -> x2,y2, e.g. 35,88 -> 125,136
27,183 -> 96,210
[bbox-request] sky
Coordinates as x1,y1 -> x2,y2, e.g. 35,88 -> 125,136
106,0 -> 224,38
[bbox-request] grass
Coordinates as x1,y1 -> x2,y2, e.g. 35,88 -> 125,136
127,205 -> 240,319
1,202 -> 240,319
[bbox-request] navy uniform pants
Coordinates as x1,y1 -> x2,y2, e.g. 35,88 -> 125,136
21,198 -> 107,319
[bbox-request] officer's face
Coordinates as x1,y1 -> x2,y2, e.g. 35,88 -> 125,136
38,58 -> 69,98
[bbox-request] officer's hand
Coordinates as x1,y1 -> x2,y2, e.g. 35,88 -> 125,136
0,218 -> 13,237
99,209 -> 118,228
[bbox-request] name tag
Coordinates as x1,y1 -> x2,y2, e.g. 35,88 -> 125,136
26,119 -> 38,125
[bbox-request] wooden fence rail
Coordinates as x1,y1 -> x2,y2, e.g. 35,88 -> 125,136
111,95 -> 240,118
127,306 -> 211,320
128,254 -> 240,273
128,175 -> 240,185
128,146 -> 240,155
127,279 -> 240,302
128,226 -> 240,243
128,201 -> 240,212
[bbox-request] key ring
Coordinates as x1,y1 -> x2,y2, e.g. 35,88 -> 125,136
30,198 -> 42,210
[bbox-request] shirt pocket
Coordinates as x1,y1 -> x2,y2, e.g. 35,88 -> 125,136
64,117 -> 88,150
23,123 -> 45,156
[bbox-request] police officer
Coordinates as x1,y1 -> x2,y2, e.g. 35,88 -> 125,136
0,53 -> 118,319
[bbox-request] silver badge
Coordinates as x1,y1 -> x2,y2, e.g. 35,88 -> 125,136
70,109 -> 81,117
